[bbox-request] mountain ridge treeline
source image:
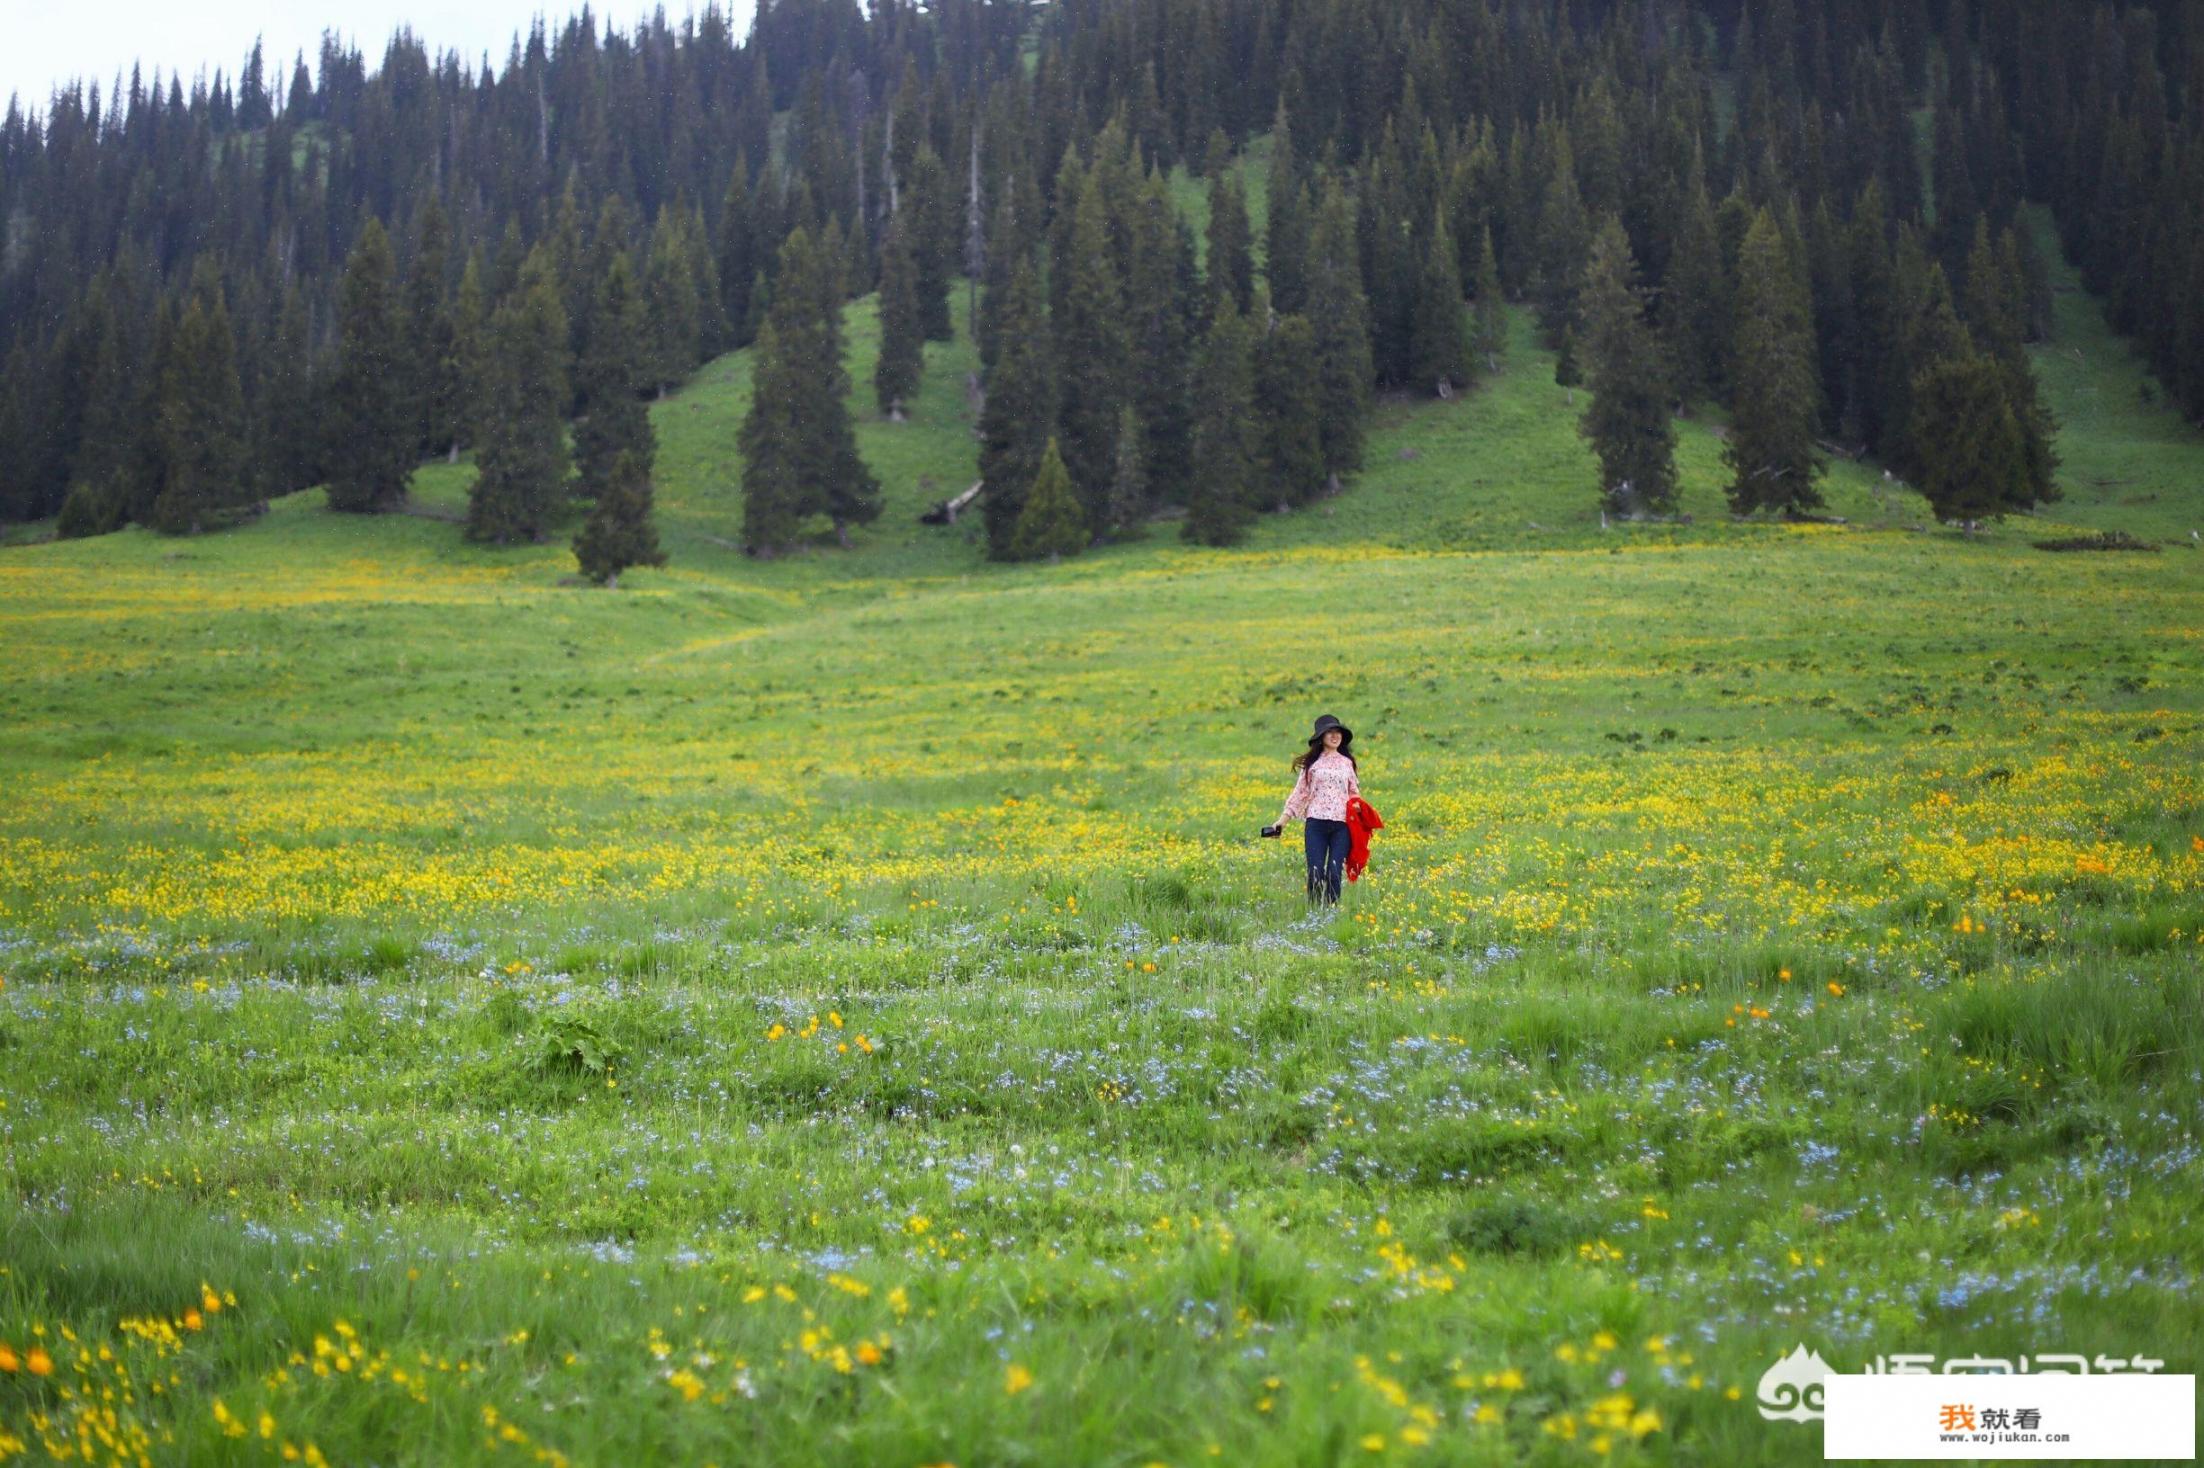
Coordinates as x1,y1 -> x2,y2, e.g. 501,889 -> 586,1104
0,0 -> 2197,553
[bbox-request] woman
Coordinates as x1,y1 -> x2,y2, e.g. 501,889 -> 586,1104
1262,714 -> 1362,904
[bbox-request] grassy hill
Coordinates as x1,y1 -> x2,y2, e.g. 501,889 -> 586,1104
1,234 -> 2201,1465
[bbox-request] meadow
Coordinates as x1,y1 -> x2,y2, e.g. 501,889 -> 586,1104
1,223 -> 2201,1464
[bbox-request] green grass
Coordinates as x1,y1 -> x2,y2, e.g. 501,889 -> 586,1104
1,228 -> 2201,1466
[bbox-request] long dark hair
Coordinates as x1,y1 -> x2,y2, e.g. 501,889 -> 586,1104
1292,729 -> 1356,774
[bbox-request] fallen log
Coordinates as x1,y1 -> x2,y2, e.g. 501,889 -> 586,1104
921,479 -> 985,525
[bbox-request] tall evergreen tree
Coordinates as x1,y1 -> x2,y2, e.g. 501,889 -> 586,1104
572,251 -> 654,499
1306,180 -> 1372,491
1662,150 -> 1728,404
1409,216 -> 1474,396
149,278 -> 249,534
908,145 -> 958,342
1056,182 -> 1132,524
1206,172 -> 1255,318
1578,220 -> 1678,516
1470,225 -> 1507,369
325,218 -> 414,513
573,449 -> 667,585
1725,210 -> 1825,515
739,227 -> 879,553
467,249 -> 570,545
1104,405 -> 1149,537
1010,436 -> 1089,561
643,206 -> 702,397
1255,309 -> 1326,507
978,257 -> 1056,560
874,212 -> 924,418
403,198 -> 460,459
1182,299 -> 1258,546
1909,348 -> 2033,529
450,250 -> 492,457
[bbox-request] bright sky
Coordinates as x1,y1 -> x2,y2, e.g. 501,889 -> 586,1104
7,1 -> 756,117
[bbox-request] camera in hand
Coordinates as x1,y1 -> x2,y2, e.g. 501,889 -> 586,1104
1260,824 -> 1282,838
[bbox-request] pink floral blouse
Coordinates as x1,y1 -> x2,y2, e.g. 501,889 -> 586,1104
1278,751 -> 1361,824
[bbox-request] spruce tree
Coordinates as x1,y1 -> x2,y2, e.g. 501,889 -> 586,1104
1255,310 -> 1326,508
1662,150 -> 1728,404
573,251 -> 654,499
1409,216 -> 1474,396
643,207 -> 702,397
874,212 -> 924,418
149,282 -> 248,534
909,145 -> 958,342
1009,437 -> 1089,561
1205,172 -> 1255,318
718,160 -> 758,348
574,449 -> 667,585
1307,180 -> 1373,491
1104,405 -> 1149,537
739,227 -> 880,553
978,257 -> 1056,560
1182,299 -> 1258,546
1532,147 -> 1593,348
1578,220 -> 1677,516
450,250 -> 491,456
1725,210 -> 1824,516
1056,182 -> 1131,523
739,319 -> 805,555
1471,225 -> 1507,369
403,198 -> 460,459
1909,348 -> 2031,529
326,218 -> 414,513
467,249 -> 570,545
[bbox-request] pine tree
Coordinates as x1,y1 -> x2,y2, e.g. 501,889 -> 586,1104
1056,182 -> 1131,523
1205,172 -> 1254,318
1307,179 -> 1372,490
738,319 -> 805,555
467,248 -> 570,545
1182,299 -> 1258,546
451,249 -> 492,456
718,160 -> 757,347
573,251 -> 654,499
1255,309 -> 1326,507
1532,146 -> 1593,348
1409,215 -> 1473,396
739,227 -> 879,553
1264,98 -> 1309,314
1009,437 -> 1089,561
874,212 -> 924,418
1471,225 -> 1507,369
1725,210 -> 1824,515
1662,149 -> 1728,404
325,218 -> 414,513
978,257 -> 1056,560
1909,348 -> 2031,529
643,206 -> 702,397
403,198 -> 459,459
1104,405 -> 1149,536
573,449 -> 667,585
1578,220 -> 1677,516
149,279 -> 249,534
908,145 -> 958,341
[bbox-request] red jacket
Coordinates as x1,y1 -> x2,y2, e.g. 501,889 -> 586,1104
1345,796 -> 1385,881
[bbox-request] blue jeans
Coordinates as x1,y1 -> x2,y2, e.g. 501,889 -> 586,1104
1304,818 -> 1349,904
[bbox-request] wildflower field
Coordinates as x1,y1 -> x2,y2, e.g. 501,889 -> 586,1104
3,267 -> 2202,1464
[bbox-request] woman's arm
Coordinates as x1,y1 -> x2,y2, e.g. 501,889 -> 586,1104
1278,766 -> 1311,824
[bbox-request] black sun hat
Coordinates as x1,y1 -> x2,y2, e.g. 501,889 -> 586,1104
1311,713 -> 1353,743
